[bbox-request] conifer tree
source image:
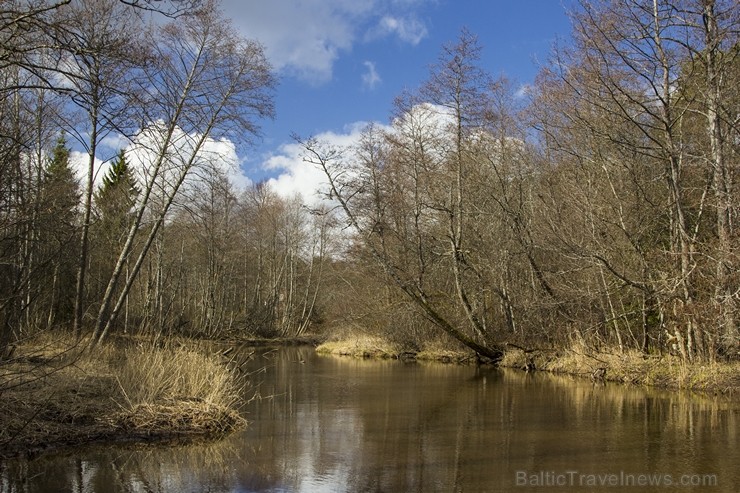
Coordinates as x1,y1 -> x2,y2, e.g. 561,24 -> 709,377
90,149 -> 139,326
41,135 -> 80,326
95,149 -> 139,245
44,136 -> 79,224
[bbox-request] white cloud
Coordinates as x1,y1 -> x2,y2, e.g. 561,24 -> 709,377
260,111 -> 451,208
93,125 -> 252,202
370,15 -> 428,45
98,133 -> 130,153
223,0 -> 431,83
224,0 -> 371,84
70,150 -> 105,187
76,104 -> 455,206
362,61 -> 382,90
261,103 -> 458,206
198,137 -> 253,192
263,145 -> 327,205
514,83 -> 533,99
262,123 -> 371,205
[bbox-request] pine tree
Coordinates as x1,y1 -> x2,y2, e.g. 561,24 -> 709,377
40,135 -> 80,327
101,149 -> 138,193
44,136 -> 79,226
95,149 -> 139,245
88,150 -> 139,328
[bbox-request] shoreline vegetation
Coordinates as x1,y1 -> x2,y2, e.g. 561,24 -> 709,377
2,1 -> 738,463
316,336 -> 740,397
0,332 -> 246,460
2,332 -> 737,461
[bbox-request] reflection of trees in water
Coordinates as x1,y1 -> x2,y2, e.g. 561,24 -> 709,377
1,440 -> 247,493
492,371 -> 738,485
351,365 -> 506,492
241,350 -> 731,492
1,347 -> 738,492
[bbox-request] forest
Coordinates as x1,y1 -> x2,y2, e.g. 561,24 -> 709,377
1,0 -> 738,368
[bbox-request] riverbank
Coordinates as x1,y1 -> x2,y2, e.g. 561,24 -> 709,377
316,336 -> 479,363
0,333 -> 246,459
316,337 -> 740,396
501,345 -> 740,396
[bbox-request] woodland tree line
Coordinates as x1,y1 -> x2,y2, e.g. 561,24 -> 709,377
1,0 -> 737,363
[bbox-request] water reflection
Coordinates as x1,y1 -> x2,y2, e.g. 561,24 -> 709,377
1,346 -> 738,492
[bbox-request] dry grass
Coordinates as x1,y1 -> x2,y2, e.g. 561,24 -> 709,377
500,341 -> 740,396
317,336 -> 477,364
109,343 -> 245,439
416,340 -> 473,363
115,401 -> 244,437
316,334 -> 739,395
0,332 -> 246,459
114,344 -> 240,409
317,334 -> 492,365
316,335 -> 403,359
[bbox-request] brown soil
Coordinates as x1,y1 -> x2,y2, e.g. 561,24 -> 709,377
0,336 -> 246,460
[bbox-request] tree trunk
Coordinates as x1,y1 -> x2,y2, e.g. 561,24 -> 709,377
703,0 -> 737,353
73,109 -> 98,337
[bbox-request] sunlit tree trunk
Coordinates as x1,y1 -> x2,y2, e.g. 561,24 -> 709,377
702,0 -> 737,352
92,1 -> 275,345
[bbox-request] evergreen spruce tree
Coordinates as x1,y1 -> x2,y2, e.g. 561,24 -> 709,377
44,136 -> 79,225
95,149 -> 139,245
91,149 -> 140,317
41,135 -> 80,327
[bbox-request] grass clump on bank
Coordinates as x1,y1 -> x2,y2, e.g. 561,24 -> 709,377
112,343 -> 245,437
500,343 -> 740,396
0,332 -> 246,459
316,335 -> 403,359
317,335 -> 739,396
415,340 -> 475,364
316,336 -> 473,363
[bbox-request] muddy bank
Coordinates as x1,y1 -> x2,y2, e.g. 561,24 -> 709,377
0,334 -> 246,460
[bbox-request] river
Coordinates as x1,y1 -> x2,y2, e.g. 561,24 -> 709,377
1,346 -> 738,492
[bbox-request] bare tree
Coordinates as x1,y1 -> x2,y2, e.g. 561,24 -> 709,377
91,0 -> 275,345
301,136 -> 499,358
47,0 -> 147,335
695,0 -> 738,352
300,31 -> 567,360
529,0 -> 738,359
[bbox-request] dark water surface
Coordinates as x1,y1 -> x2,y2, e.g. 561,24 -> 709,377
1,346 -> 738,492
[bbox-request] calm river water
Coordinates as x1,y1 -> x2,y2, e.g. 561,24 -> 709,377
1,346 -> 738,492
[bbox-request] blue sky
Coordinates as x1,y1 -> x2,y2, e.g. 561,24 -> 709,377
217,0 -> 576,198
